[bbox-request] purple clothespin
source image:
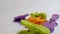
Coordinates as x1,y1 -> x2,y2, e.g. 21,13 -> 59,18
44,14 -> 59,33
13,14 -> 29,23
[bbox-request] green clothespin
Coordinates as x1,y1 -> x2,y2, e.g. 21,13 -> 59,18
19,20 -> 50,34
30,12 -> 47,19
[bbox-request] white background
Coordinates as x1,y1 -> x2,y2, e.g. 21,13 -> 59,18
0,0 -> 60,34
